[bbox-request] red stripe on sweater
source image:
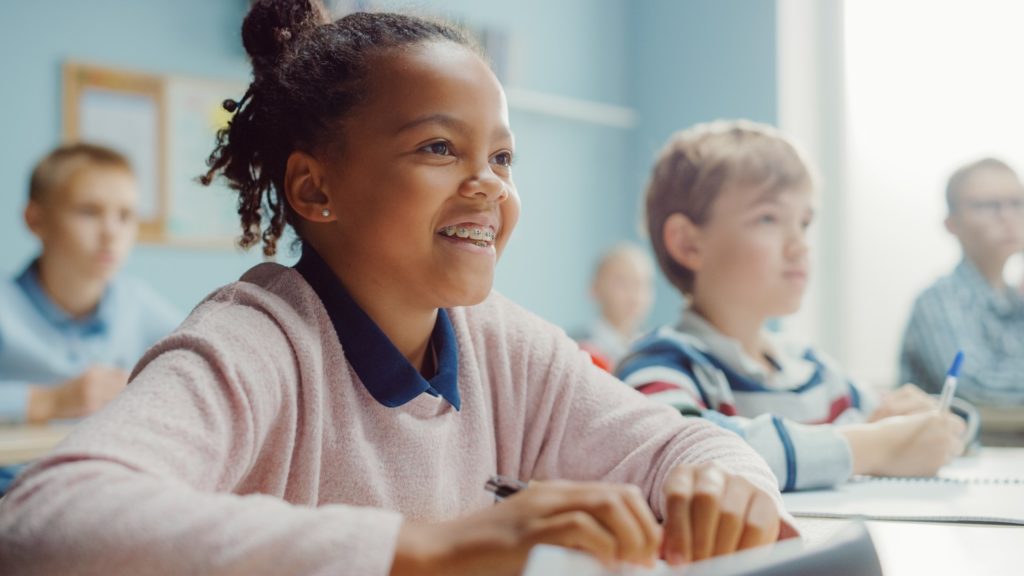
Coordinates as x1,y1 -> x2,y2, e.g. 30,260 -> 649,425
804,396 -> 852,425
636,381 -> 708,409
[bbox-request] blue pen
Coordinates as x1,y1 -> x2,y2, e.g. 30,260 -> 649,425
937,351 -> 964,413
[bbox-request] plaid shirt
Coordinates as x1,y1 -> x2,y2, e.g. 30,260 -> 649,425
900,260 -> 1024,405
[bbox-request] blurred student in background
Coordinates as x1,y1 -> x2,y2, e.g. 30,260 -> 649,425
901,158 -> 1024,405
576,243 -> 655,370
0,143 -> 181,427
618,121 -> 968,492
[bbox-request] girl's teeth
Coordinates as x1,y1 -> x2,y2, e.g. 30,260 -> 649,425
440,226 -> 495,246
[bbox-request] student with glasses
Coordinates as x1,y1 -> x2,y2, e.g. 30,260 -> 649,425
901,158 -> 1024,406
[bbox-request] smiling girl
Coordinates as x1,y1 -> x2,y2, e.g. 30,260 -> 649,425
0,4 -> 794,574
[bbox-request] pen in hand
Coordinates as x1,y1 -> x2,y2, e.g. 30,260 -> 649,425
937,351 -> 964,413
485,475 -> 528,502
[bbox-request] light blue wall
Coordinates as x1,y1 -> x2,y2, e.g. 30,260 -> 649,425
1,0 -> 778,333
630,0 -> 779,328
0,0 -> 257,314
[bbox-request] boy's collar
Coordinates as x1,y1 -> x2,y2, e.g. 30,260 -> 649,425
16,258 -> 114,334
677,307 -> 814,384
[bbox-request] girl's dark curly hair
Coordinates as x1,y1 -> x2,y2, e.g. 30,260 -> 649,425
201,0 -> 477,256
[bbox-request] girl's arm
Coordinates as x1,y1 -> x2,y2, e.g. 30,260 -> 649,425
0,321 -> 402,575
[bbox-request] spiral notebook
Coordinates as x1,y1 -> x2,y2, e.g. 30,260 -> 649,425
782,448 -> 1024,525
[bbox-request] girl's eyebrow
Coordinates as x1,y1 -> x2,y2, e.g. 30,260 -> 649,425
395,113 -> 469,136
394,113 -> 513,141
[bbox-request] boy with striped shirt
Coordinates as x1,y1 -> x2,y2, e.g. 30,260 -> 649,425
619,120 -> 968,491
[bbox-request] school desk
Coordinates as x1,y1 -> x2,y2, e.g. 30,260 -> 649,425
0,423 -> 73,466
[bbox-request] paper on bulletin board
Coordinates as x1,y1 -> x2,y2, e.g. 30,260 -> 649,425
78,88 -> 161,221
164,76 -> 247,247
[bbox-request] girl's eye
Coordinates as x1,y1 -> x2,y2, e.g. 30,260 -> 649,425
422,141 -> 452,156
757,214 -> 778,224
492,151 -> 513,167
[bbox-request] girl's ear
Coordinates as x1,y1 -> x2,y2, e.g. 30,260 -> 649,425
663,212 -> 704,272
284,150 -> 333,222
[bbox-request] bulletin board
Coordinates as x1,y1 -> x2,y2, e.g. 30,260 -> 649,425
62,62 -> 247,248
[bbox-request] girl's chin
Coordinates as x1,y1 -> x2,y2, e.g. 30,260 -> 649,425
438,279 -> 494,308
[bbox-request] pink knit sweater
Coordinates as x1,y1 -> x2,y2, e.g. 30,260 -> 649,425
0,263 -> 791,575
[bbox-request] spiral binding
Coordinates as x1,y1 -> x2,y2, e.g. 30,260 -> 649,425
852,474 -> 1024,485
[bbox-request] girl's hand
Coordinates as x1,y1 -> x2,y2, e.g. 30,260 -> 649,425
661,462 -> 781,565
391,479 -> 662,576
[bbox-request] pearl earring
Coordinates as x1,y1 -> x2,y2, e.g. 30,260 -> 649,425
321,208 -> 331,217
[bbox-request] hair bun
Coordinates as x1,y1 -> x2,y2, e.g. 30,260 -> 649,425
242,0 -> 328,66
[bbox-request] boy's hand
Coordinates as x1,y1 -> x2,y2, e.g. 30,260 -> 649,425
661,462 -> 781,565
868,383 -> 937,421
392,479 -> 662,576
845,412 -> 965,477
27,366 -> 129,423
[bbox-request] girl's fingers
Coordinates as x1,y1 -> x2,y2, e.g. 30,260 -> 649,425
736,491 -> 780,551
579,488 -> 649,565
618,484 -> 662,566
690,465 -> 726,561
536,510 -> 619,567
711,476 -> 753,557
661,466 -> 695,565
524,480 -> 659,566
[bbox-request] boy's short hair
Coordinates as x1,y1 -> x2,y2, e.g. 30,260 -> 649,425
945,157 -> 1017,216
645,120 -> 812,295
29,142 -> 132,203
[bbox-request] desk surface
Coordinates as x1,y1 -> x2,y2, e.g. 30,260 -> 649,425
798,518 -> 1022,576
0,423 -> 74,466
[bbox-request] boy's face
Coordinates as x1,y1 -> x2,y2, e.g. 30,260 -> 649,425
27,166 -> 139,283
946,167 -> 1024,266
690,183 -> 814,319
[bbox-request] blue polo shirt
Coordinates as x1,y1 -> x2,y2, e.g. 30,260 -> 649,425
293,245 -> 460,410
0,260 -> 182,423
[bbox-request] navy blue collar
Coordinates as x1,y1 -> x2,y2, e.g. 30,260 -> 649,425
294,245 -> 460,410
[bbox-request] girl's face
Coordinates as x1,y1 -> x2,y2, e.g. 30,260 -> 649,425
319,41 -> 519,309
692,183 -> 814,319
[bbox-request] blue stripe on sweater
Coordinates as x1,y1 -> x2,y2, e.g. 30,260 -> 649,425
616,339 -> 711,408
771,415 -> 797,492
847,380 -> 862,410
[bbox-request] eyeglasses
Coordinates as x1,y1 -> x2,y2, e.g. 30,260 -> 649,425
961,197 -> 1024,218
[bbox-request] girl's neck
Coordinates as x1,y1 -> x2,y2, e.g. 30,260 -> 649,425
325,256 -> 437,374
690,297 -> 771,370
36,256 -> 106,319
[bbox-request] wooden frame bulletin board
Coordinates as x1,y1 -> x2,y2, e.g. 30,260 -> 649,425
63,62 -> 168,242
63,62 -> 246,248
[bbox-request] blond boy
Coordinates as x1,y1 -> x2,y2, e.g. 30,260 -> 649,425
618,121 -> 967,491
0,143 -> 180,426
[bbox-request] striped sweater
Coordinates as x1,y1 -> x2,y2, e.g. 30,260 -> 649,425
617,309 -> 878,492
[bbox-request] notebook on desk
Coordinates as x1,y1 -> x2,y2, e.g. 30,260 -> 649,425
782,448 -> 1024,525
522,521 -> 881,576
